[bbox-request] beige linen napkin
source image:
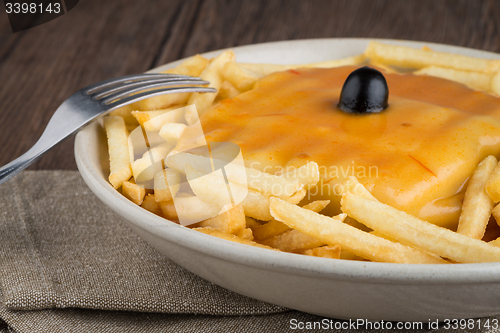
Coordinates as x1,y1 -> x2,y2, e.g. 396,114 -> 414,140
0,171 -> 284,314
0,297 -> 325,333
0,171 -> 497,332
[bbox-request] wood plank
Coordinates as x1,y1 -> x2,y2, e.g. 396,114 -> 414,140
474,0 -> 500,51
182,0 -> 496,57
0,0 -> 499,171
149,0 -> 203,67
0,5 -> 25,64
0,0 -> 197,170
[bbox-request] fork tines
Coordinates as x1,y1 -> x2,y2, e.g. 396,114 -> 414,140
84,73 -> 216,109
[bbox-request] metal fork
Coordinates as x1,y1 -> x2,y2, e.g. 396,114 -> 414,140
0,73 -> 216,185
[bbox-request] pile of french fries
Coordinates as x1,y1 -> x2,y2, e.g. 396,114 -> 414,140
103,41 -> 500,264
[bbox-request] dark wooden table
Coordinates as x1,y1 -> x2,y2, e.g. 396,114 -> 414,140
0,0 -> 499,170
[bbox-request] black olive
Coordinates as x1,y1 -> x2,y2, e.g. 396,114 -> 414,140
338,66 -> 389,114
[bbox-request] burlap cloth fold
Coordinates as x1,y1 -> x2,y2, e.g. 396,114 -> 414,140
0,171 -> 497,332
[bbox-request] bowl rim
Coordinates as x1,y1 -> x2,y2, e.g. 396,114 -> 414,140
76,38 -> 500,285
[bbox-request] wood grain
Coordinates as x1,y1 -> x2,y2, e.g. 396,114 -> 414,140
0,0 -> 193,170
183,0 -> 498,56
0,0 -> 499,170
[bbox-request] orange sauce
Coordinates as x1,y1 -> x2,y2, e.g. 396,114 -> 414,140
200,66 -> 500,229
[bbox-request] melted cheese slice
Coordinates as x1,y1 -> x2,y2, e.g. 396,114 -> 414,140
200,66 -> 500,229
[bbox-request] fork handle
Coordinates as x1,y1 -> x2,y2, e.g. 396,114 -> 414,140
0,99 -> 89,186
0,141 -> 51,185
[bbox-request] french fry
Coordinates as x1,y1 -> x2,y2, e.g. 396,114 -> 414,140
303,54 -> 366,69
238,54 -> 365,76
368,60 -> 399,74
159,123 -> 187,142
153,168 -> 181,202
370,230 -> 399,243
281,162 -> 320,189
486,160 -> 500,203
492,203 -> 500,226
365,41 -> 500,73
236,228 -> 254,241
253,219 -> 292,241
185,165 -> 272,221
137,55 -> 209,110
341,193 -> 500,263
334,176 -> 377,200
104,116 -> 132,189
186,51 -> 235,124
216,81 -> 241,101
237,63 -> 289,76
333,177 -> 378,232
286,188 -> 306,204
163,54 -> 210,76
196,203 -> 246,234
270,197 -> 446,264
221,62 -> 263,92
344,216 -> 372,232
261,229 -> 325,252
457,155 -> 497,239
132,106 -> 185,132
238,189 -> 274,221
167,152 -> 303,199
245,163 -> 304,198
141,194 -> 163,216
253,200 -> 329,241
303,245 -> 341,259
132,142 -> 175,182
415,66 -> 491,91
491,72 -> 500,96
159,200 -> 178,220
122,180 -> 146,205
193,227 -> 279,250
164,195 -> 220,225
132,109 -> 174,126
185,165 -> 232,208
302,200 -> 330,213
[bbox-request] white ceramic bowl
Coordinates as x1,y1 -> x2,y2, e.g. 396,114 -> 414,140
75,39 -> 500,321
